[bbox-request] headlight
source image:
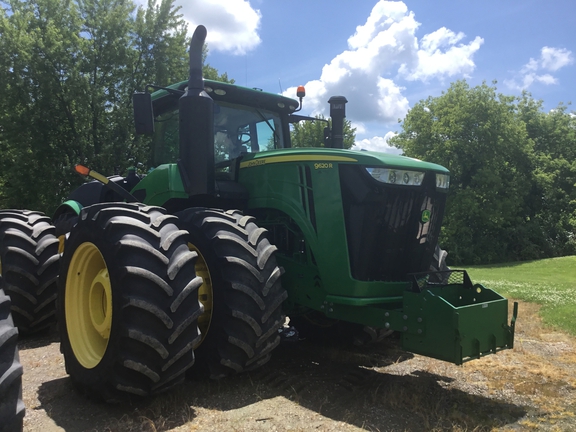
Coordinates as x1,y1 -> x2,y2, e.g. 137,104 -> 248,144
366,168 -> 424,186
435,173 -> 450,190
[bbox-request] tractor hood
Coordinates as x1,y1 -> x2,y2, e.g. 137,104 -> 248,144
239,147 -> 450,174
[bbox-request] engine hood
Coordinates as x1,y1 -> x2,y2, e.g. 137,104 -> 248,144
239,148 -> 449,174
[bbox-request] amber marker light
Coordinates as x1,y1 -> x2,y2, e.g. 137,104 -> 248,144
297,85 -> 306,98
75,165 -> 90,176
74,164 -> 109,184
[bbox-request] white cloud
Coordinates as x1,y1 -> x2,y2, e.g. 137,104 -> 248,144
506,46 -> 574,90
352,132 -> 402,154
348,1 -> 409,49
169,0 -> 261,55
541,47 -> 574,71
400,28 -> 483,81
284,1 -> 482,127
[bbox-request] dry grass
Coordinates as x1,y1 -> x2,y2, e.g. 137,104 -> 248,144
18,299 -> 576,431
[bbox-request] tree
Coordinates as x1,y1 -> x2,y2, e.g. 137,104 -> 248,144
290,115 -> 356,149
517,94 -> 576,256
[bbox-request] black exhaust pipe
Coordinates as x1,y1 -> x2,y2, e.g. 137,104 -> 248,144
328,96 -> 348,149
178,25 -> 214,196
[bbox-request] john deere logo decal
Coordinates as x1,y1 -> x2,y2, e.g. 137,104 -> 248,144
421,209 -> 431,223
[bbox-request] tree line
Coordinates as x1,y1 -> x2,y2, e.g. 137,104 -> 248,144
391,81 -> 576,264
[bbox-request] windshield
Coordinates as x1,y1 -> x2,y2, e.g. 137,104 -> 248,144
151,101 -> 284,167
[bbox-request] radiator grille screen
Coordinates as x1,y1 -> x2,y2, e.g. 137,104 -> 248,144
339,165 -> 447,281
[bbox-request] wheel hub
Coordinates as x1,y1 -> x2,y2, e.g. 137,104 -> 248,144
88,268 -> 112,337
189,243 -> 213,345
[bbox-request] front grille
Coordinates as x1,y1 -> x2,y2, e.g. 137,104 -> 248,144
339,165 -> 446,281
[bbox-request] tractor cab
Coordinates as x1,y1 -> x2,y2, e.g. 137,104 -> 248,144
130,80 -> 303,211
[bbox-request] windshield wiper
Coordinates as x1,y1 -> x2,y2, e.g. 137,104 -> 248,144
255,108 -> 280,145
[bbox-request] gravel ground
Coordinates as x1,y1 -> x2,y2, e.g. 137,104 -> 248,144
18,300 -> 576,432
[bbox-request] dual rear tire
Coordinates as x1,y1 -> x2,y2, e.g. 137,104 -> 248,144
57,204 -> 285,400
176,208 -> 287,379
0,210 -> 59,334
57,203 -> 203,401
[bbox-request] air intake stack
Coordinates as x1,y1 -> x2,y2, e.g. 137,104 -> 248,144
328,96 -> 348,149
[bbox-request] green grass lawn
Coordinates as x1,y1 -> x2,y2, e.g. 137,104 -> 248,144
462,256 -> 576,335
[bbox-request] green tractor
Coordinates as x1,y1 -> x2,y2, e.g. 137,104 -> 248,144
0,25 -> 517,401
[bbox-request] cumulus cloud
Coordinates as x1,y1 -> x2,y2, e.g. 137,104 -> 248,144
284,1 -> 483,127
400,27 -> 483,81
540,47 -> 574,71
174,0 -> 261,55
352,132 -> 402,154
506,46 -> 574,90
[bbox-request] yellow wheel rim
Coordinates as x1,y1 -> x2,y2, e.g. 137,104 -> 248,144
189,243 -> 213,344
65,242 -> 112,369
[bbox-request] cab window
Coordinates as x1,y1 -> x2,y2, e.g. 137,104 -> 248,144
151,101 -> 284,168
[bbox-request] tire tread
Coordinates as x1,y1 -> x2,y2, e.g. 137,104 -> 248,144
0,210 -> 59,333
58,203 -> 202,400
177,208 -> 286,379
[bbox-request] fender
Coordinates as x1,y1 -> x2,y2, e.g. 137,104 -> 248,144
53,200 -> 83,220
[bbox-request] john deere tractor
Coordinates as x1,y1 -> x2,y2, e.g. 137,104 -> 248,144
0,25 -> 517,402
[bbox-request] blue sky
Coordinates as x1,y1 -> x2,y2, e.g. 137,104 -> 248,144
154,0 -> 575,153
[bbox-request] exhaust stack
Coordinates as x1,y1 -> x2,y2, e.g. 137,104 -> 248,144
178,25 -> 215,196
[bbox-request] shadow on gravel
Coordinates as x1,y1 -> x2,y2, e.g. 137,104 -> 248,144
18,327 -> 59,350
188,338 -> 527,431
36,335 -> 527,431
38,377 -> 196,431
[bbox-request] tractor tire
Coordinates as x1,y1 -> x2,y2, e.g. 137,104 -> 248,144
176,208 -> 287,379
0,210 -> 60,334
57,203 -> 203,401
0,288 -> 25,432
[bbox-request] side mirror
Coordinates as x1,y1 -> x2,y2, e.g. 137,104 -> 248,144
133,92 -> 154,135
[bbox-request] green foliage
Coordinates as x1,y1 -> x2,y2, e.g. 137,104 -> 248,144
0,0 -> 231,214
391,80 -> 576,264
290,115 -> 356,149
467,256 -> 576,335
517,95 -> 576,257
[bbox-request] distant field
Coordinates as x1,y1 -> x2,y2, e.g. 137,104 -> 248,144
464,256 -> 576,335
